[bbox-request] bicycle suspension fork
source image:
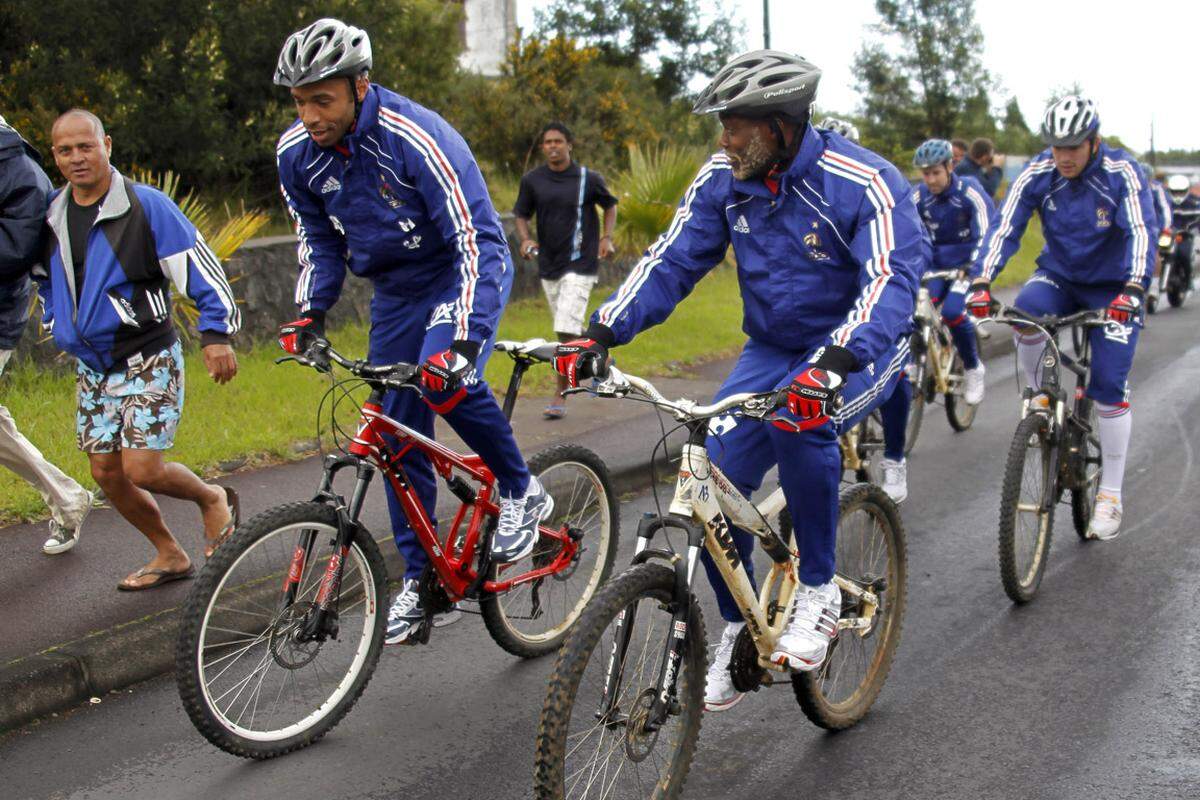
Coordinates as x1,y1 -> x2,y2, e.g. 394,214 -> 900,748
597,512 -> 704,731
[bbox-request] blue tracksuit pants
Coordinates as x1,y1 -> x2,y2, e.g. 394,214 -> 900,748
701,335 -> 909,621
367,274 -> 531,579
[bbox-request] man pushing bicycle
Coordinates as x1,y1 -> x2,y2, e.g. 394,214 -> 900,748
966,95 -> 1156,540
552,51 -> 924,711
272,19 -> 551,645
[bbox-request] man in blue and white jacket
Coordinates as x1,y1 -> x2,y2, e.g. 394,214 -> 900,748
273,19 -> 550,645
966,95 -> 1156,541
553,52 -> 923,712
37,109 -> 240,590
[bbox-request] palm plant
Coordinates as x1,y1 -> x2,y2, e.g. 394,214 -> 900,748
610,143 -> 712,257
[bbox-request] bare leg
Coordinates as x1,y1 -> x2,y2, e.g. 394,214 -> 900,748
121,449 -> 230,555
89,451 -> 192,588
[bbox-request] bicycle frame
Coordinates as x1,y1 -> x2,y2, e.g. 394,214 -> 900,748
915,273 -> 968,397
600,422 -> 880,730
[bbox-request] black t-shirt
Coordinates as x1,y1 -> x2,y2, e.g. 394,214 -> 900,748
513,162 -> 618,279
66,191 -> 105,300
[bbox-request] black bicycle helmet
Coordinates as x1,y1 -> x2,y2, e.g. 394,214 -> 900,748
692,50 -> 821,123
274,18 -> 372,88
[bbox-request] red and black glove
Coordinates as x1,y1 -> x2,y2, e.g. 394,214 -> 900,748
553,324 -> 613,388
1106,283 -> 1144,323
785,345 -> 856,422
421,341 -> 480,393
278,314 -> 323,355
965,279 -> 993,319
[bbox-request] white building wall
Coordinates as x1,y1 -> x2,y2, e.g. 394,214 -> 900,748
459,0 -> 516,77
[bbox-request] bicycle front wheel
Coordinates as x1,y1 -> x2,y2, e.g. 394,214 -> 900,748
481,445 -> 620,658
176,502 -> 387,759
793,483 -> 907,730
903,362 -> 926,456
998,414 -> 1056,603
535,564 -> 705,800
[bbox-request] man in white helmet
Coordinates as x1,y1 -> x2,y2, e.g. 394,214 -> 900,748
273,19 -> 551,645
965,95 -> 1157,540
1165,174 -> 1200,293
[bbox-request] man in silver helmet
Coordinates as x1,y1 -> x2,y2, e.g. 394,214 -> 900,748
553,50 -> 925,712
273,19 -> 551,645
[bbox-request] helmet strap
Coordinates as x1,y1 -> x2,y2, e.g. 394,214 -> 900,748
769,111 -> 808,171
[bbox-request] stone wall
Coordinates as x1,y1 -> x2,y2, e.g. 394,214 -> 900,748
12,215 -> 637,367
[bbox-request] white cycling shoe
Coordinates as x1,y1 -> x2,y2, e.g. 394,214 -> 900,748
964,364 -> 986,405
704,621 -> 746,712
771,581 -> 840,671
1087,492 -> 1122,541
879,458 -> 908,504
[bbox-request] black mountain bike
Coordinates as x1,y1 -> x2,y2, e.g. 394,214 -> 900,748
985,304 -> 1108,603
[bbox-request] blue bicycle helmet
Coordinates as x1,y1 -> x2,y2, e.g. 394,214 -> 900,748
913,139 -> 953,168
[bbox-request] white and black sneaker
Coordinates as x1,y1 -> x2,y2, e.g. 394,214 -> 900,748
771,581 -> 841,671
42,491 -> 95,555
491,477 -> 554,564
384,579 -> 462,645
704,621 -> 746,712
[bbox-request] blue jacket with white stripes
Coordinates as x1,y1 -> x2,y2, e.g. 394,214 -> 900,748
1149,179 -> 1172,231
592,126 -> 923,368
275,84 -> 511,345
33,168 -> 239,373
971,143 -> 1157,289
912,175 -> 995,270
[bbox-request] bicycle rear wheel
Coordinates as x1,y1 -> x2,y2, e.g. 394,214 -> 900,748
793,483 -> 907,730
998,414 -> 1056,603
535,564 -> 705,800
176,502 -> 387,759
944,350 -> 978,432
481,445 -> 620,658
1070,401 -> 1103,540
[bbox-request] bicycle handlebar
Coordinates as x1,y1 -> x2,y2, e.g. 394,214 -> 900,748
277,340 -> 420,390
983,302 -> 1108,334
581,365 -> 779,422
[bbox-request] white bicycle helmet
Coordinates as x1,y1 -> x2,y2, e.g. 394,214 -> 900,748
818,117 -> 860,142
1040,95 -> 1099,146
1167,174 -> 1192,204
275,18 -> 372,88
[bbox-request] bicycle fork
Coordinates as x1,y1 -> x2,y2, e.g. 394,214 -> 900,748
597,514 -> 704,733
285,455 -> 377,643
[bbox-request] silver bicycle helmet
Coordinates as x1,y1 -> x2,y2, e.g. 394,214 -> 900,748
274,18 -> 372,88
818,117 -> 860,142
914,139 -> 954,168
1040,95 -> 1099,147
692,50 -> 821,122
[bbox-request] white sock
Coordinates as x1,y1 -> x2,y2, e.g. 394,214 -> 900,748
1014,332 -> 1048,391
1096,402 -> 1131,498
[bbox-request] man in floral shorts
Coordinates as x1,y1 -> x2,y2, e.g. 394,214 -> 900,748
35,110 -> 241,590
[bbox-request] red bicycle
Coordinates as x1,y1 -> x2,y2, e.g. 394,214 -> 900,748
176,338 -> 618,759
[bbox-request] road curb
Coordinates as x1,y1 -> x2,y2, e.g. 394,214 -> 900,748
0,448 -> 679,734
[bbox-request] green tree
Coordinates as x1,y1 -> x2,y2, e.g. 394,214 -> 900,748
995,97 -> 1041,155
853,0 -> 993,161
534,0 -> 739,100
0,0 -> 464,198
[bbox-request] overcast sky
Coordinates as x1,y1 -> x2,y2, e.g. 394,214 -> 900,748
517,1 -> 1199,153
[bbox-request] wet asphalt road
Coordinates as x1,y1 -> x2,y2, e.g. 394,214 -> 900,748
2,306 -> 1199,800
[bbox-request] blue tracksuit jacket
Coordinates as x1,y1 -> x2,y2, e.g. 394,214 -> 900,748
0,117 -> 51,350
912,175 -> 995,270
593,126 -> 923,369
1149,179 -> 1172,231
34,168 -> 239,373
972,144 -> 1157,288
276,84 -> 511,344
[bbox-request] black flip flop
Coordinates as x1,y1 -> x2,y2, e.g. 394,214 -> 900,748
117,565 -> 195,591
205,487 -> 241,559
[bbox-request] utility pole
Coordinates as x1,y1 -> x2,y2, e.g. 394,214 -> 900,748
1149,119 -> 1157,167
763,0 -> 771,49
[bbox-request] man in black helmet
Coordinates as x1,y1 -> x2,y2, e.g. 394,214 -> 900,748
274,18 -> 551,645
553,50 -> 925,712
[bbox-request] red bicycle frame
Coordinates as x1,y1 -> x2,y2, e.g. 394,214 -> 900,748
340,396 -> 578,600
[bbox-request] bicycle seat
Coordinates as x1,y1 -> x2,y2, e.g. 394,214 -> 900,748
495,339 -> 558,362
